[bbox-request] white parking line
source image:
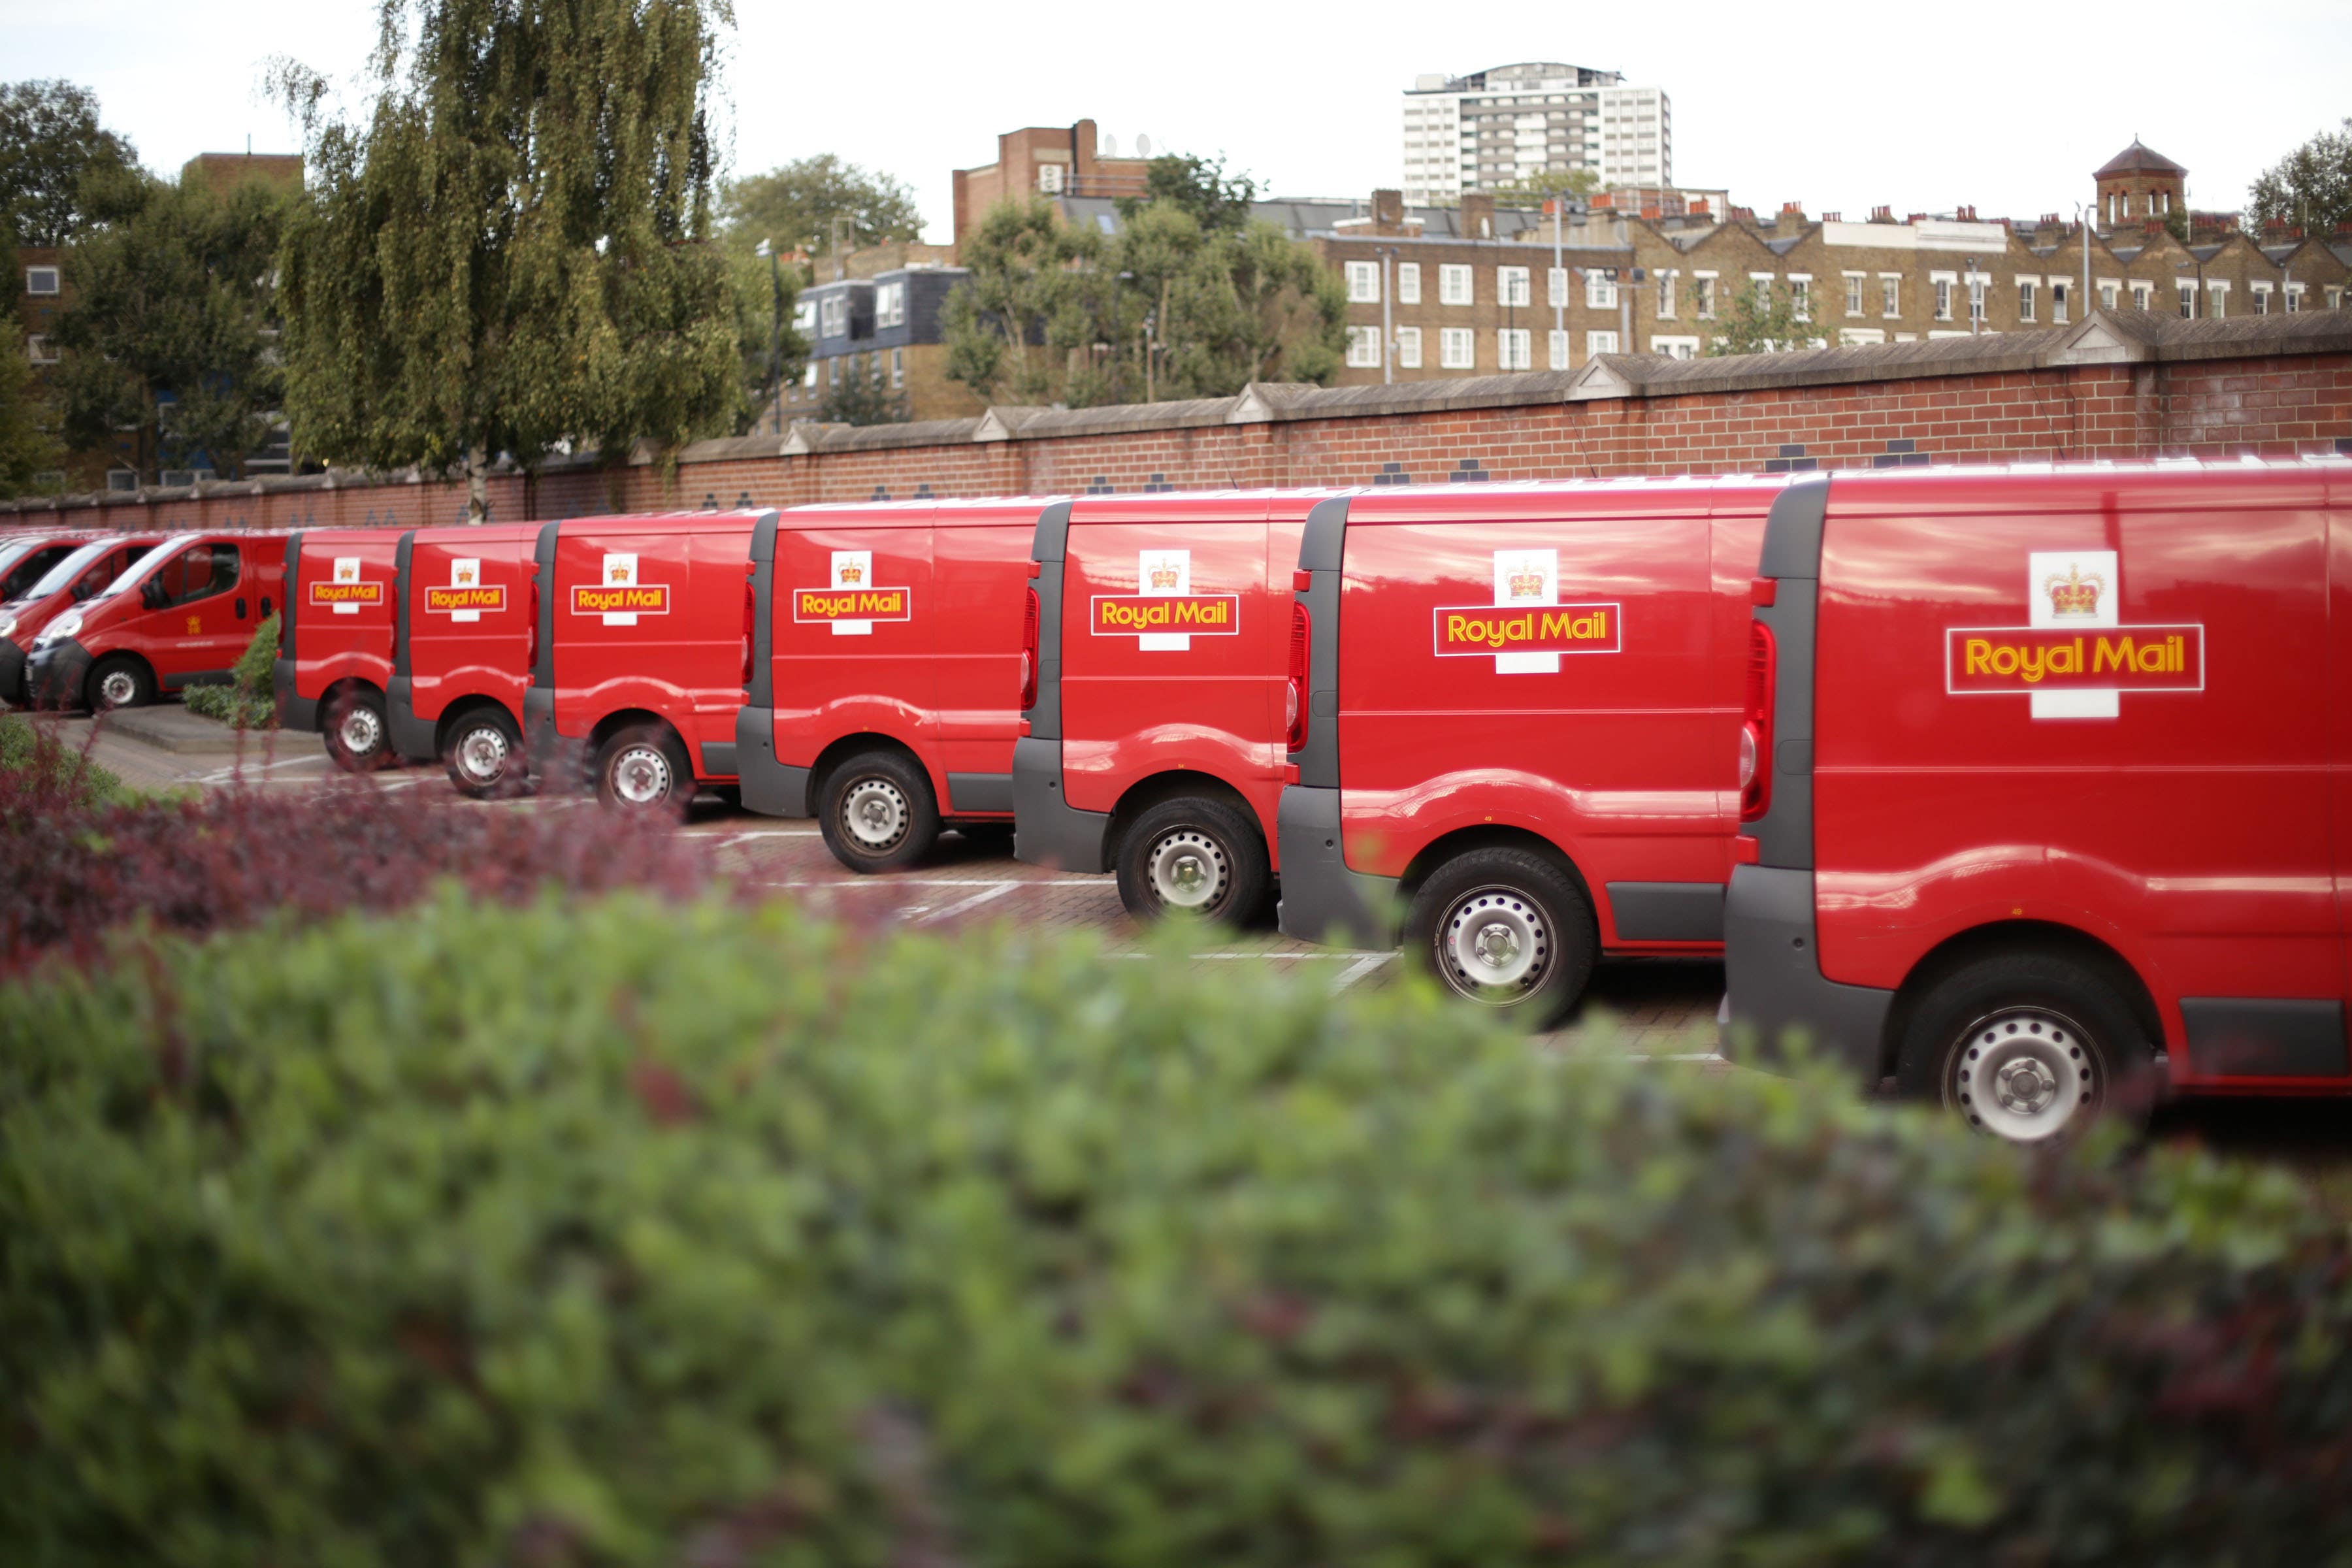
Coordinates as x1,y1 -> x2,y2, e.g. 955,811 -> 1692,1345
1327,953 -> 1396,992
917,883 -> 1018,924
751,876 -> 1105,889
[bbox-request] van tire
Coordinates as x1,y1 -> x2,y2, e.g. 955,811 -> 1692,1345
1405,848 -> 1597,1026
88,655 -> 154,712
595,724 -> 694,815
1899,952 -> 2154,1145
323,687 -> 394,772
819,750 -> 939,872
1115,796 -> 1269,924
443,708 -> 529,800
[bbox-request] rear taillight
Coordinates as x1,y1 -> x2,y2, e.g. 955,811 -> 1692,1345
742,581 -> 757,685
1740,615 -> 1777,823
1019,585 -> 1040,711
525,578 -> 540,669
1285,600 -> 1311,753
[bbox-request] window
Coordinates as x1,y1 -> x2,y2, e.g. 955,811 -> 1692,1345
1586,329 -> 1619,357
1548,267 -> 1569,307
105,470 -> 137,492
2099,281 -> 2119,310
26,333 -> 56,364
890,348 -> 905,388
1496,327 -> 1531,369
1844,274 -> 1864,317
1496,265 -> 1530,307
793,299 -> 817,334
1396,326 -> 1422,368
147,542 -> 239,608
819,295 -> 847,338
1967,275 -> 1985,325
1346,325 -> 1381,368
2178,284 -> 2195,318
2253,283 -> 2272,316
828,355 -> 843,386
2207,282 -> 2228,318
2051,282 -> 2068,325
1439,265 -> 1473,305
1397,263 -> 1422,304
2132,282 -> 2153,311
2017,280 -> 2036,322
802,362 -> 818,388
1880,275 -> 1901,318
1788,276 -> 1811,320
1586,269 -> 1616,308
2285,284 -> 2305,313
2330,287 -> 2345,312
1695,274 -> 1717,318
25,266 -> 58,296
1649,335 -> 1699,359
1838,327 -> 1886,347
1655,270 -> 1676,318
1439,327 -> 1475,368
1932,275 -> 1954,321
875,282 -> 906,329
1036,161 -> 1064,194
1748,273 -> 1774,309
1548,329 -> 1569,368
1346,261 -> 1380,304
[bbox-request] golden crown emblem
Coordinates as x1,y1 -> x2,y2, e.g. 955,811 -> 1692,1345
609,563 -> 629,582
1149,564 -> 1181,589
838,563 -> 864,583
1509,568 -> 1545,598
2044,564 -> 2103,617
457,566 -> 475,585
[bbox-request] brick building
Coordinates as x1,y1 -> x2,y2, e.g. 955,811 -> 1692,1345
951,121 -> 1152,250
768,242 -> 985,427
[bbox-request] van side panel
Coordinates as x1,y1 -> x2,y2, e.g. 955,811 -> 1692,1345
397,523 -> 539,751
930,515 -> 1030,809
770,516 -> 939,796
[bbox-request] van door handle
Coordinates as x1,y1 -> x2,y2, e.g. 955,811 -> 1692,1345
237,598 -> 248,619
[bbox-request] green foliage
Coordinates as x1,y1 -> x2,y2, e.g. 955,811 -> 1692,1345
0,229 -> 63,497
2162,207 -> 2192,246
1705,280 -> 1829,357
273,0 -> 740,515
721,246 -> 806,435
0,711 -> 126,806
2249,117 -> 2352,235
717,154 -> 923,258
182,613 -> 277,728
1484,167 -> 1601,206
817,355 -> 908,427
1116,152 -> 1258,234
48,171 -> 286,480
945,191 -> 1345,408
0,79 -> 137,247
8,892 -> 2352,1563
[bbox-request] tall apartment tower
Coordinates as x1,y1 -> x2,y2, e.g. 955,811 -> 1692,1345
1401,63 -> 1671,205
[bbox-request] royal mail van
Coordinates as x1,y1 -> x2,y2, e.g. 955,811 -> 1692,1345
272,528 -> 404,768
382,523 -> 544,796
0,533 -> 159,705
735,497 -> 1041,869
526,511 -> 764,810
1015,491 -> 1345,923
25,531 -> 285,711
1275,478 -> 1786,1021
1723,461 -> 2352,1142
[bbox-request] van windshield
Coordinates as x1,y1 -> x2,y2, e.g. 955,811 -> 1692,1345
93,534 -> 198,598
0,540 -> 39,585
23,539 -> 136,601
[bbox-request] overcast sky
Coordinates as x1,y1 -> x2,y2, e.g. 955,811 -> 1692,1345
14,0 -> 2350,238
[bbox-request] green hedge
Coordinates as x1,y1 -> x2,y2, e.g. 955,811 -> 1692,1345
182,613 -> 277,728
5,894 -> 2352,1565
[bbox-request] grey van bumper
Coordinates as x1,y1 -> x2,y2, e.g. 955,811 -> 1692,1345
384,676 -> 438,762
272,657 -> 318,733
1011,736 -> 1109,872
732,704 -> 811,818
1720,863 -> 1893,1079
1275,785 -> 1397,948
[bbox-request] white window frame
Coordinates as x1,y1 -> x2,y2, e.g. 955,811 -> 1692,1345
2132,282 -> 2153,311
1497,265 -> 1531,308
25,333 -> 57,365
2206,280 -> 2229,318
1838,327 -> 1886,347
2252,281 -> 2274,315
1648,334 -> 1699,359
1547,328 -> 1569,369
1397,263 -> 1421,304
1879,273 -> 1901,319
1547,267 -> 1569,308
819,295 -> 848,338
1693,272 -> 1718,319
1655,270 -> 1676,318
890,346 -> 905,388
1748,272 -> 1774,309
1439,327 -> 1475,368
803,361 -> 818,388
2016,278 -> 2037,323
1586,329 -> 1619,357
24,266 -> 59,296
1036,161 -> 1065,194
2178,282 -> 2196,318
875,281 -> 906,329
2285,282 -> 2306,313
1496,327 -> 1531,369
1843,272 -> 1865,318
1345,261 -> 1380,304
1439,265 -> 1473,306
1345,325 -> 1382,368
1396,325 -> 1422,368
1930,270 -> 1957,321
1586,269 -> 1617,309
1788,274 -> 1812,321
2051,280 -> 2068,325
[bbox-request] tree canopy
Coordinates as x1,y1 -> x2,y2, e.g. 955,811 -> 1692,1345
717,154 -> 923,259
2249,118 -> 2352,236
0,233 -> 63,496
274,0 -> 739,515
0,80 -> 137,248
1484,167 -> 1601,207
1704,280 -> 1828,357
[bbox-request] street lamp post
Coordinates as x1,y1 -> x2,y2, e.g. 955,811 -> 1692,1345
755,238 -> 784,433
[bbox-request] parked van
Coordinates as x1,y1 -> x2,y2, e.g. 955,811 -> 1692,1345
273,528 -> 404,768
1015,491 -> 1343,923
385,523 -> 543,797
0,533 -> 161,705
25,531 -> 285,711
526,511 -> 765,810
1275,478 -> 1786,1021
0,532 -> 90,605
736,497 -> 1040,869
1723,463 -> 2352,1142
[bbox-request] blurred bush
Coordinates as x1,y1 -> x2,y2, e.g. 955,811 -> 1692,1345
182,613 -> 277,728
0,710 -> 129,808
5,893 -> 2352,1564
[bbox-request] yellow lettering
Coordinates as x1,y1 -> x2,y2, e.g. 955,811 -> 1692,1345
1966,638 -> 1992,674
1991,645 -> 2018,677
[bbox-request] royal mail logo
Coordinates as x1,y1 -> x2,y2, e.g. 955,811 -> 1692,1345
1092,593 -> 1242,635
572,553 -> 668,625
838,562 -> 863,584
455,564 -> 477,586
1947,549 -> 2203,719
1434,602 -> 1621,657
795,586 -> 912,623
1507,566 -> 1546,600
1149,562 -> 1181,591
309,579 -> 385,612
425,585 -> 508,614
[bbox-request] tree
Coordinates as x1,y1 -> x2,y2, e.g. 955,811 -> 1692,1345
1117,153 -> 1258,233
0,235 -> 63,496
1485,167 -> 1601,207
48,169 -> 286,480
817,355 -> 908,427
273,0 -> 739,518
0,80 -> 137,247
1704,280 -> 1828,357
940,199 -> 1098,406
717,154 -> 922,260
2249,119 -> 2352,235
723,244 -> 806,436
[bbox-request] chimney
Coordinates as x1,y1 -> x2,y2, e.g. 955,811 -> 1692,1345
1956,203 -> 1976,221
1688,197 -> 1710,216
1372,188 -> 1405,233
1822,210 -> 1842,223
1460,191 -> 1495,240
1870,204 -> 1893,223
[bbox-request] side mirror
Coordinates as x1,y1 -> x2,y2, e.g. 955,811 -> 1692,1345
140,578 -> 166,610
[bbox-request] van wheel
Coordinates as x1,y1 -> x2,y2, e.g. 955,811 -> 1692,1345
1900,953 -> 2153,1145
444,708 -> 529,800
1115,796 -> 1269,924
595,725 -> 693,815
819,751 -> 939,872
88,655 -> 154,711
323,688 -> 393,772
1405,848 -> 1597,1026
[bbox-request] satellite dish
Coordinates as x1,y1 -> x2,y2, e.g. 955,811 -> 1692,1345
1102,134 -> 1119,156
1136,133 -> 1152,157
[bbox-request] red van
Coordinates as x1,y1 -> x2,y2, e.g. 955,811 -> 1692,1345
526,511 -> 764,810
384,523 -> 544,796
1015,491 -> 1343,922
1274,478 -> 1786,1020
735,498 -> 1039,869
0,533 -> 159,705
272,528 -> 404,768
25,531 -> 286,711
1724,463 -> 2352,1141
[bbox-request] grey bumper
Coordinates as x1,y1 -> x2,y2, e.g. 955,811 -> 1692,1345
0,639 -> 24,707
523,687 -> 578,789
1275,785 -> 1398,947
1720,863 -> 1894,1080
732,704 -> 811,818
384,676 -> 438,763
272,657 -> 319,734
25,640 -> 93,711
1011,736 -> 1109,873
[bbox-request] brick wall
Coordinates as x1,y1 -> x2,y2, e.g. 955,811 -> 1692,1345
8,311 -> 2345,532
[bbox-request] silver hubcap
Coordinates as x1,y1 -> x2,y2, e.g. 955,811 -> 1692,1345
457,725 -> 509,782
99,670 -> 138,707
1948,1006 -> 2098,1143
841,777 -> 909,849
339,706 -> 383,756
1439,888 -> 1548,1000
611,745 -> 672,806
1147,828 -> 1228,911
